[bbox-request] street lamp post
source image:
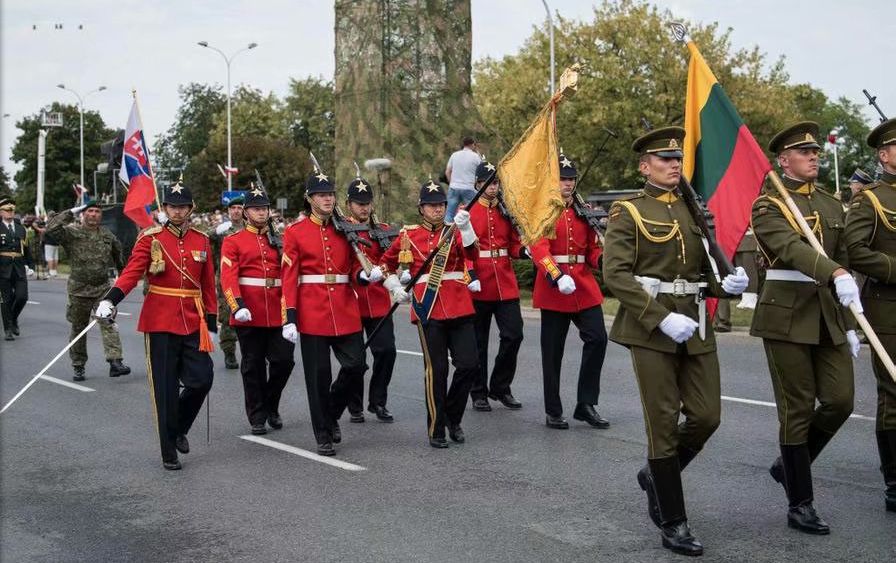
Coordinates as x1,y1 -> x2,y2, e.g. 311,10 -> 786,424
197,41 -> 258,190
57,84 -> 106,197
541,0 -> 555,93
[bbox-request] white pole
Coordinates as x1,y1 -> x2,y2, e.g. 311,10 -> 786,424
541,1 -> 555,93
226,59 -> 232,191
833,142 -> 840,194
36,130 -> 47,217
79,104 -> 85,200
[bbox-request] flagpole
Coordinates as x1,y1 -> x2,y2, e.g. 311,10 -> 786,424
131,89 -> 163,211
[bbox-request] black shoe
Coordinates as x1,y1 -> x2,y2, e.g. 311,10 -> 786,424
489,392 -> 522,409
332,422 -> 342,444
268,413 -> 283,429
787,504 -> 830,535
429,437 -> 449,449
108,359 -> 131,377
175,434 -> 190,454
637,466 -> 662,528
72,366 -> 85,381
224,352 -> 239,369
317,442 -> 336,456
163,459 -> 182,471
251,424 -> 268,435
11,324 -> 20,336
472,398 -> 492,412
573,403 -> 610,428
448,424 -> 465,443
545,415 -> 569,429
349,411 -> 365,423
713,324 -> 731,333
4,330 -> 14,341
660,521 -> 704,556
368,405 -> 394,422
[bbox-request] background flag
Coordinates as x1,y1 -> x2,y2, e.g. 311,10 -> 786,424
120,98 -> 157,228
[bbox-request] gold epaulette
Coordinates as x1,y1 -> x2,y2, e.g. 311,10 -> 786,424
402,224 -> 420,230
137,225 -> 162,239
190,227 -> 209,237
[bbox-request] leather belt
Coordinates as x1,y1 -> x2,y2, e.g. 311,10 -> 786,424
298,274 -> 349,284
765,269 -> 814,283
238,276 -> 281,288
553,254 -> 585,264
416,271 -> 465,285
0,252 -> 23,258
479,248 -> 508,258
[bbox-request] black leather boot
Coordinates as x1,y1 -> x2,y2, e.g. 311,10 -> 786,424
108,359 -> 131,377
770,424 -> 834,490
678,446 -> 700,472
781,444 -> 829,534
876,430 -> 896,512
650,456 -> 703,556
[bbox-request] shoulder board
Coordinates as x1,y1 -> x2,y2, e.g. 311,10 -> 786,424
190,227 -> 209,237
812,188 -> 840,202
137,225 -> 163,239
615,192 -> 644,203
862,181 -> 883,192
402,225 -> 420,231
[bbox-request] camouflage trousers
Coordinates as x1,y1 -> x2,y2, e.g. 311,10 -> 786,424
67,294 -> 123,367
218,295 -> 238,357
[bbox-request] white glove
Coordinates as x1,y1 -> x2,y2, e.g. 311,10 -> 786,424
26,266 -> 35,277
454,209 -> 477,247
659,312 -> 700,343
215,221 -> 232,235
282,323 -> 298,344
361,266 -> 384,283
69,204 -> 88,214
846,330 -> 861,358
156,211 -> 168,225
557,274 -> 576,295
467,280 -> 481,293
399,269 -> 412,284
737,292 -> 758,309
95,300 -> 115,319
383,274 -> 410,304
722,266 -> 749,295
834,273 -> 863,313
234,308 -> 252,323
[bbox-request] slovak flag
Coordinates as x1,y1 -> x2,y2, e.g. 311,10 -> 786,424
119,99 -> 156,228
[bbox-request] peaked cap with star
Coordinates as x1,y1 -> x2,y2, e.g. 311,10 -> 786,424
558,152 -> 578,179
162,178 -> 194,206
347,175 -> 373,204
418,179 -> 447,205
244,182 -> 270,208
475,160 -> 497,182
305,166 -> 335,195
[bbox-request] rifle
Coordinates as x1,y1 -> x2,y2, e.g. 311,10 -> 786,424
368,212 -> 400,250
253,169 -> 282,256
332,204 -> 376,274
863,89 -> 888,123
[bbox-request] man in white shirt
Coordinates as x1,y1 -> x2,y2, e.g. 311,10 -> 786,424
445,136 -> 482,223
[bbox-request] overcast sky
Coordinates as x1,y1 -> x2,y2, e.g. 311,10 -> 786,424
1,0 -> 891,186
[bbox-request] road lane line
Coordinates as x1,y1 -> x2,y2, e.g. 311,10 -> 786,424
397,349 -> 424,357
117,312 -> 132,316
721,395 -> 873,421
39,375 -> 95,392
26,300 -> 40,305
239,435 -> 366,471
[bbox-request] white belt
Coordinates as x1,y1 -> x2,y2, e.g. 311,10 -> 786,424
298,274 -> 349,284
415,271 -> 465,285
765,269 -> 814,283
657,280 -> 707,295
479,248 -> 508,258
635,276 -> 708,340
238,276 -> 281,287
553,254 -> 585,264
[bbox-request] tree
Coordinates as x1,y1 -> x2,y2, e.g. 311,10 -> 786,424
10,102 -> 115,212
284,77 -> 335,171
0,166 -> 11,200
155,83 -> 226,171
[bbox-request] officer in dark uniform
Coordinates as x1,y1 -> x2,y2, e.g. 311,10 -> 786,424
604,127 -> 749,556
844,117 -> 896,512
0,197 -> 33,340
751,121 -> 860,533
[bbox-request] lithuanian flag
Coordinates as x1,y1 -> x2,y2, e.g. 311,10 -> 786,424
683,40 -> 770,261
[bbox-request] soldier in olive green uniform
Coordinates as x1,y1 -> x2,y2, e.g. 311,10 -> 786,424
604,127 -> 750,556
844,117 -> 896,512
45,200 -> 130,381
750,122 -> 861,534
209,196 -> 245,369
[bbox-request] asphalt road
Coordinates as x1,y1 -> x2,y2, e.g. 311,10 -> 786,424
1,279 -> 893,562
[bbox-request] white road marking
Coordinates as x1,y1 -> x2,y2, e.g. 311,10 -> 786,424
397,349 -> 424,357
721,395 -> 874,421
239,435 -> 366,471
117,312 -> 132,316
39,375 -> 94,392
26,300 -> 40,305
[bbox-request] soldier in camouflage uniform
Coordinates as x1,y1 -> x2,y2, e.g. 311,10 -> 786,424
45,200 -> 130,381
209,196 -> 245,369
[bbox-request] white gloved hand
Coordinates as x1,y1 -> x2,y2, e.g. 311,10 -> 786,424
737,292 -> 758,309
658,312 -> 700,343
215,221 -> 232,235
361,266 -> 384,283
834,273 -> 863,313
722,266 -> 750,295
384,274 -> 410,304
454,209 -> 477,247
156,211 -> 169,225
95,300 -> 115,319
282,323 -> 298,344
26,266 -> 35,277
234,308 -> 252,323
846,329 -> 861,359
467,280 -> 481,293
69,204 -> 88,214
557,274 -> 576,295
399,269 -> 412,284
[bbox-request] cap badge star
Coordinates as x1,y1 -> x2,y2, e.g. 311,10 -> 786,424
315,172 -> 329,183
170,184 -> 184,194
560,156 -> 572,168
485,163 -> 496,172
250,186 -> 264,197
356,182 -> 368,192
426,181 -> 440,192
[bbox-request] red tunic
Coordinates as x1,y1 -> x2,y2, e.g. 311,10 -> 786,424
381,221 -> 478,323
220,225 -> 285,328
468,198 -> 524,302
281,214 -> 362,336
350,221 -> 392,319
530,205 -> 604,312
112,224 -> 217,334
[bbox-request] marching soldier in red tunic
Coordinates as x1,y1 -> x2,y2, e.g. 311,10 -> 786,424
466,160 -> 526,411
96,183 -> 217,470
380,180 -> 480,448
529,154 -> 609,430
220,184 -> 294,436
280,168 -> 374,456
343,174 -> 398,423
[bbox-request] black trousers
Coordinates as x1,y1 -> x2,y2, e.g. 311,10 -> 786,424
0,271 -> 27,331
299,331 -> 366,444
235,326 -> 295,426
416,316 -> 478,439
540,305 -> 607,417
144,332 -> 214,463
470,299 -> 524,400
347,315 -> 398,412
